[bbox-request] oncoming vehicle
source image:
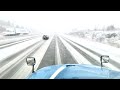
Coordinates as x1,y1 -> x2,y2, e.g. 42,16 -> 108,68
42,35 -> 49,40
26,55 -> 120,79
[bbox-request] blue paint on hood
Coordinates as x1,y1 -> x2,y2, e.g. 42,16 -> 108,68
27,64 -> 120,79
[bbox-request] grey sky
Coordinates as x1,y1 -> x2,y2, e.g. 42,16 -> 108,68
0,11 -> 120,33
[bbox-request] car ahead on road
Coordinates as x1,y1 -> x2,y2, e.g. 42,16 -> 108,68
42,35 -> 49,40
26,55 -> 120,79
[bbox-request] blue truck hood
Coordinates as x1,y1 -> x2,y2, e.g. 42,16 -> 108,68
28,64 -> 120,79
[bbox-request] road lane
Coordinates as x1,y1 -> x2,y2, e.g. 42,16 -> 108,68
57,37 -> 77,64
59,36 -> 91,65
37,36 -> 56,69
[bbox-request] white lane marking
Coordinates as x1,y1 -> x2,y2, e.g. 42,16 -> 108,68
11,36 -> 54,79
49,65 -> 66,79
63,37 -> 120,71
59,37 -> 91,65
55,38 -> 62,64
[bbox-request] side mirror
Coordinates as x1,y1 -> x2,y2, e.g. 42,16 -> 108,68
26,57 -> 36,73
102,56 -> 109,63
100,55 -> 109,68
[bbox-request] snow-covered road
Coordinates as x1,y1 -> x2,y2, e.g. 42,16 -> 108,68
1,34 -> 120,79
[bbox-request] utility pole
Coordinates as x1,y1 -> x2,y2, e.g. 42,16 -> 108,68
13,24 -> 16,34
14,27 -> 16,34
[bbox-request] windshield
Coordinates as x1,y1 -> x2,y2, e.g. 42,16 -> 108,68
0,11 -> 120,79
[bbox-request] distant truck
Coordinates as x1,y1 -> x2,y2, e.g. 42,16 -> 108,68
3,31 -> 20,36
42,35 -> 49,40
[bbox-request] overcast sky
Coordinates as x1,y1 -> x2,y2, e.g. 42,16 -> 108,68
0,11 -> 120,34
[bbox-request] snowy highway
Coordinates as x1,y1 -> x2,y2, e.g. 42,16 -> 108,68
0,34 -> 120,79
